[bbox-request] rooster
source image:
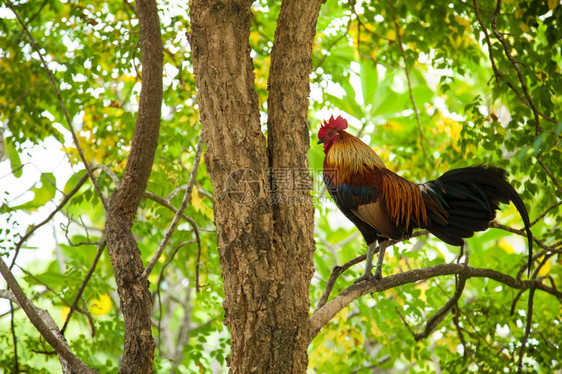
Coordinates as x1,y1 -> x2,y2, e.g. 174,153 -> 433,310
317,115 -> 533,281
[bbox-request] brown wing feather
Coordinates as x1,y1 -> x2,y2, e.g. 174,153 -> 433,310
343,168 -> 429,236
380,169 -> 428,229
352,201 -> 401,239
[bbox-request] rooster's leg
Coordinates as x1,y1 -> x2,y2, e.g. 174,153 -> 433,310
356,241 -> 382,283
373,240 -> 388,280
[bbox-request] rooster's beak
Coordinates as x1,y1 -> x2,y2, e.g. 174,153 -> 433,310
317,138 -> 325,144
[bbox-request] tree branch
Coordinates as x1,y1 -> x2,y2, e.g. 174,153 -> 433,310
530,200 -> 562,227
473,0 -> 556,125
142,135 -> 203,280
315,17 -> 352,69
9,300 -> 19,373
315,230 -> 428,310
142,191 -> 202,287
388,0 -> 430,162
398,274 -> 467,341
397,244 -> 469,341
490,0 -> 561,195
10,172 -> 89,269
6,0 -> 108,213
61,240 -> 106,335
155,239 -> 196,355
103,0 -> 163,372
0,259 -> 98,373
517,287 -> 535,373
309,263 -> 561,340
490,222 -> 553,259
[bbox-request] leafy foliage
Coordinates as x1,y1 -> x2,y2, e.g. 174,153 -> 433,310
0,0 -> 560,373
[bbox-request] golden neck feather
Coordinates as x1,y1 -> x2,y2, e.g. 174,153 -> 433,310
325,132 -> 386,176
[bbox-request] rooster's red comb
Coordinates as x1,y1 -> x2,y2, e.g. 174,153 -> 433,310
323,115 -> 348,130
318,115 -> 348,139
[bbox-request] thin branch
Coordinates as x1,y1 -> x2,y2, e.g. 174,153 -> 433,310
530,200 -> 562,227
533,329 -> 558,351
94,163 -> 121,188
512,251 -> 556,314
315,230 -> 361,267
315,230 -> 429,310
309,263 -> 561,340
79,298 -> 97,338
398,245 -> 469,341
3,291 -> 75,373
10,172 -> 89,270
61,240 -> 106,335
143,191 -> 202,238
536,157 -> 562,195
490,221 -> 552,252
399,274 -> 467,341
194,183 -> 213,201
0,258 -> 99,373
14,0 -> 49,41
15,265 -> 69,304
155,240 -> 196,355
0,83 -> 49,111
474,0 -> 529,105
388,0 -> 430,161
6,1 -> 109,214
61,216 -> 99,247
452,304 -> 470,360
315,18 -> 352,68
473,0 -> 556,124
167,184 -> 189,201
491,0 -> 538,134
10,301 -> 19,373
142,135 -> 204,280
517,287 -> 535,373
490,0 -> 561,195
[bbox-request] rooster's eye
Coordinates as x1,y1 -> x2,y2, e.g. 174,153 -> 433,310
328,131 -> 334,137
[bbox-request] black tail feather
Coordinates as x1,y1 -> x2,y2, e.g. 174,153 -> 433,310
423,166 -> 533,275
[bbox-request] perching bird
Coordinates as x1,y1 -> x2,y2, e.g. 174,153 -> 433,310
317,115 -> 533,281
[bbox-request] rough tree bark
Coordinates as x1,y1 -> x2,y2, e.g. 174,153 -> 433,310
104,0 -> 162,373
188,0 -> 322,372
266,0 -> 323,370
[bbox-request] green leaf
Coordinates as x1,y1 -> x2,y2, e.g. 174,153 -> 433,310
63,170 -> 87,195
4,138 -> 23,178
11,173 -> 57,211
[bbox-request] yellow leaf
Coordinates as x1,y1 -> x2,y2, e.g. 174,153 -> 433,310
191,188 -> 214,219
61,306 -> 70,321
386,29 -> 396,41
415,282 -> 430,302
520,22 -> 530,33
496,124 -> 506,136
90,294 -> 113,316
538,256 -> 551,276
191,188 -> 204,212
383,120 -> 403,131
498,238 -> 514,254
548,0 -> 557,10
250,31 -> 259,45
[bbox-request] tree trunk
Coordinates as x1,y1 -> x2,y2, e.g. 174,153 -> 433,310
266,0 -> 323,370
104,0 -> 162,373
188,0 -> 322,372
